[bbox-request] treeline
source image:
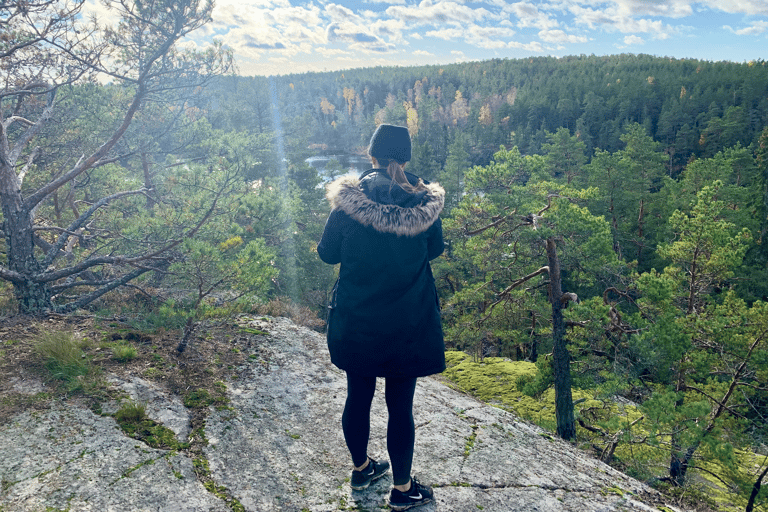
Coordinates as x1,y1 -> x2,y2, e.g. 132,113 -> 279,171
202,54 -> 768,174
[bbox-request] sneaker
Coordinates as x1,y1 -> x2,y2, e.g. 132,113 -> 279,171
389,477 -> 433,510
350,458 -> 390,490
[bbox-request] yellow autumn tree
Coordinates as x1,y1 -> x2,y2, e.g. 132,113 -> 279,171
404,101 -> 419,135
451,90 -> 470,126
343,87 -> 356,118
478,104 -> 493,126
320,97 -> 336,115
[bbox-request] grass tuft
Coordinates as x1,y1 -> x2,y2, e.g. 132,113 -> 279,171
35,330 -> 94,392
111,344 -> 138,363
115,400 -> 188,450
115,400 -> 147,423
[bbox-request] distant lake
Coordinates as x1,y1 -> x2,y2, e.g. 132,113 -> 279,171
306,154 -> 370,182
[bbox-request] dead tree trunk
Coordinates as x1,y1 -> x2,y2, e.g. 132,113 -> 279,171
547,237 -> 575,440
746,461 -> 768,512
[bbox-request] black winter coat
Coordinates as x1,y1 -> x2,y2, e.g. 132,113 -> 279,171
317,169 -> 446,377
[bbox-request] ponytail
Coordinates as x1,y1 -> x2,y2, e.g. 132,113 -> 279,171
378,159 -> 426,194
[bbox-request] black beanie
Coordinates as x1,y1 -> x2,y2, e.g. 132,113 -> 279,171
368,124 -> 411,163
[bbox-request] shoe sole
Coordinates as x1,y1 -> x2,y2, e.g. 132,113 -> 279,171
350,469 -> 388,490
389,497 -> 433,511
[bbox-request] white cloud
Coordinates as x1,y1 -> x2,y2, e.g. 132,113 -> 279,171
327,22 -> 380,44
702,0 -> 768,15
386,0 -> 490,25
611,0 -> 694,18
315,47 -> 354,57
325,3 -> 364,23
426,23 -> 517,49
218,26 -> 285,59
725,20 -> 768,35
569,4 -> 676,39
81,0 -> 121,28
623,34 -> 645,45
507,40 -> 545,52
538,29 -> 588,43
370,18 -> 409,43
451,50 -> 470,62
568,5 -> 614,30
267,5 -> 323,27
413,50 -> 435,56
503,2 -> 559,30
425,27 -> 464,40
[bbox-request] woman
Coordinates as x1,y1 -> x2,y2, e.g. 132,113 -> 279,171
317,124 -> 446,510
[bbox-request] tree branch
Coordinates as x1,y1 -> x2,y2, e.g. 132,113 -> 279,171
8,90 -> 56,167
0,266 -> 28,284
23,86 -> 147,211
479,266 -> 550,322
41,188 -> 148,269
465,214 -> 511,236
53,265 -> 154,314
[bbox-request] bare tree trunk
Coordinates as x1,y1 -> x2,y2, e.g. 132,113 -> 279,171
547,237 -> 575,440
0,165 -> 53,312
669,334 -> 763,486
746,461 -> 768,512
636,198 -> 645,265
142,152 -> 157,210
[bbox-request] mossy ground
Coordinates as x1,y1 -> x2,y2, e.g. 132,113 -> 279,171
443,351 -> 604,431
442,350 -> 763,512
0,312 -> 269,512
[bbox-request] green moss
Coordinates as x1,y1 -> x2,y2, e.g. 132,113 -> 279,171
239,327 -> 269,336
442,349 -> 760,509
122,457 -> 156,478
115,401 -> 189,451
443,350 -> 642,440
184,389 -> 215,408
600,486 -> 626,497
464,428 -> 478,457
195,455 -> 245,512
193,457 -> 210,473
443,351 -> 563,426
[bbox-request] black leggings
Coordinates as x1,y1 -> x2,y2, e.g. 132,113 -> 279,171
342,373 -> 417,486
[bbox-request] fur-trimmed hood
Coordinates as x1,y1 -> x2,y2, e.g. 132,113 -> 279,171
326,174 -> 445,237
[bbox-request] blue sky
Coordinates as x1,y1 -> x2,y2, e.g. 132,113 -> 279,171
87,0 -> 768,76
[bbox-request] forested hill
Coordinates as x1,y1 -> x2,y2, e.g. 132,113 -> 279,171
202,54 -> 768,174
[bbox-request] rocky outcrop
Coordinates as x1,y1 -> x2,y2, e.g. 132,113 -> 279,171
0,316 -> 683,511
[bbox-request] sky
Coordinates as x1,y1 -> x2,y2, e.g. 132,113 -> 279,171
86,0 -> 768,76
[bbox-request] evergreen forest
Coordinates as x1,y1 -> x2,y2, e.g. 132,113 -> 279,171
2,2 -> 768,510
